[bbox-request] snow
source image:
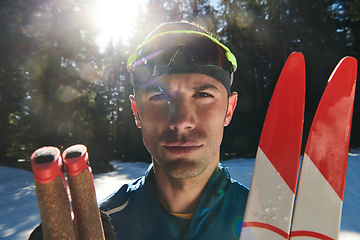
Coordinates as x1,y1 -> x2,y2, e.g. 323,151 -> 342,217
0,153 -> 359,239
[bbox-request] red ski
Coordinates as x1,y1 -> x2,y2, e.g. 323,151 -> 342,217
240,52 -> 306,240
290,57 -> 357,239
240,55 -> 357,240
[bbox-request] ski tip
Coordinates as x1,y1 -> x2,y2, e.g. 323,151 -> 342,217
282,52 -> 306,78
338,56 -> 357,71
289,51 -> 304,59
305,55 -> 357,201
287,52 -> 305,64
328,56 -> 358,83
341,56 -> 357,64
258,51 -> 306,192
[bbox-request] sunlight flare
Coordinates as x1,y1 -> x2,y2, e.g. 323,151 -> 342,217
93,0 -> 140,47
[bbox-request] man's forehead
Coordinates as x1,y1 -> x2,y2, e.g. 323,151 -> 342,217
137,73 -> 225,92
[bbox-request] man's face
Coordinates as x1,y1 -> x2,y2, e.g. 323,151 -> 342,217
130,73 -> 237,179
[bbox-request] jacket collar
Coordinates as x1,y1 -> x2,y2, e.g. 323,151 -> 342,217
140,162 -> 232,209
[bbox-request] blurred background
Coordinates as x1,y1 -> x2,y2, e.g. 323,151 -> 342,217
1,0 -> 359,172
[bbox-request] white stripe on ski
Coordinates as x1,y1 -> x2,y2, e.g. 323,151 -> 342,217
240,147 -> 295,240
290,153 -> 342,240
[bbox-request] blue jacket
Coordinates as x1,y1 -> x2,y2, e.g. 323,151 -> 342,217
100,163 -> 248,240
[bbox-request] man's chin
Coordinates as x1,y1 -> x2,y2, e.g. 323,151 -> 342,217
160,159 -> 207,179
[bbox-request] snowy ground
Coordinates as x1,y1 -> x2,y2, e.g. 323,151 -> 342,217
0,152 -> 359,239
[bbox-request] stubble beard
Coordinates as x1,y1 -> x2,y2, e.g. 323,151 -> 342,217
154,155 -> 209,179
148,130 -> 218,179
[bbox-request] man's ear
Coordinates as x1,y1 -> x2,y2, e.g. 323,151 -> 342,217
129,95 -> 141,128
224,92 -> 238,126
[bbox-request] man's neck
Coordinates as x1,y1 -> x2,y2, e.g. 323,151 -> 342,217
152,160 -> 219,214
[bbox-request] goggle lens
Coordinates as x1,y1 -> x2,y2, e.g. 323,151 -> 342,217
128,31 -> 236,74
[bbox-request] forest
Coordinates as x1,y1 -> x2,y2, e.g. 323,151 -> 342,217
1,0 -> 360,172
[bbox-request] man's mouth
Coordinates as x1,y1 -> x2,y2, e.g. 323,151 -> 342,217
164,144 -> 202,154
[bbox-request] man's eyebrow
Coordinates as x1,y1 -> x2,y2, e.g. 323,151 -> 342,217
142,84 -> 168,93
192,84 -> 220,92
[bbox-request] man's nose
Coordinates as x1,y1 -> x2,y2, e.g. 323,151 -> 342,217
168,97 -> 196,132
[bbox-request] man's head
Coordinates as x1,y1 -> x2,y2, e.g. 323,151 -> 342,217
127,21 -> 237,95
127,22 -> 238,179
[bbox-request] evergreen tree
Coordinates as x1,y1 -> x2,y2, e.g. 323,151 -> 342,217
0,0 -> 38,163
101,39 -> 150,162
0,0 -> 103,165
216,0 -> 357,158
187,0 -> 220,33
1,0 -> 360,167
327,0 -> 360,148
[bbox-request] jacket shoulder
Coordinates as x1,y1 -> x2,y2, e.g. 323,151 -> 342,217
230,178 -> 249,199
100,176 -> 144,212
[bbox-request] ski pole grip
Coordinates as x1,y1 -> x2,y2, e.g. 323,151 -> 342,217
62,144 -> 90,176
63,144 -> 105,240
30,146 -> 76,240
30,146 -> 63,184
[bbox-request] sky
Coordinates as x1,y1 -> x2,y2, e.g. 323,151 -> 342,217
94,0 -> 221,51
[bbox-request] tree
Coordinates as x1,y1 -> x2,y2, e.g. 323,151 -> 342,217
215,0 -> 358,158
0,0 -> 105,165
187,0 -> 220,33
100,39 -> 150,162
327,0 -> 360,148
2,0 -> 360,168
0,0 -> 37,163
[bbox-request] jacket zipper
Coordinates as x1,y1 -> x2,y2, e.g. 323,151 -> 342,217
184,170 -> 223,240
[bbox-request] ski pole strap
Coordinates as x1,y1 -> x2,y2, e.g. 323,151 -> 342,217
63,144 -> 90,177
30,146 -> 63,184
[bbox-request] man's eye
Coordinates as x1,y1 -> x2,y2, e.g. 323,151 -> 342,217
195,92 -> 214,98
150,93 -> 168,100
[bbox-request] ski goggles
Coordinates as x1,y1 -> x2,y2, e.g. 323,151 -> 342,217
127,30 -> 237,94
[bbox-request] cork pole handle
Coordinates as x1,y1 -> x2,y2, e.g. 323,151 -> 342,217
63,144 -> 105,240
30,146 -> 76,240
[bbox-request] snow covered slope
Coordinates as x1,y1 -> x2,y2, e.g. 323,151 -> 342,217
0,153 -> 359,239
